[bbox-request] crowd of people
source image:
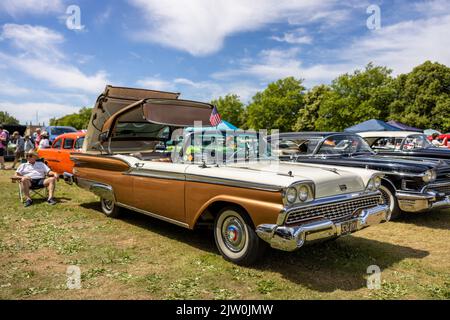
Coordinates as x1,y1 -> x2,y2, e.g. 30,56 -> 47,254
0,126 -> 51,170
1,125 -> 57,207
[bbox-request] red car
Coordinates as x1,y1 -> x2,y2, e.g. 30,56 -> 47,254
38,131 -> 86,176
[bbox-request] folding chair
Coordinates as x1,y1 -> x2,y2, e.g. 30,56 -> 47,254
11,177 -> 49,202
11,158 -> 49,203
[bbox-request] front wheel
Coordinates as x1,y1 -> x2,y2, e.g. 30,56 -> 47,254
100,197 -> 121,218
214,206 -> 266,266
379,184 -> 401,220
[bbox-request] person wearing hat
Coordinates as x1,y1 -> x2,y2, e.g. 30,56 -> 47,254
15,151 -> 58,207
10,131 -> 25,170
38,131 -> 50,149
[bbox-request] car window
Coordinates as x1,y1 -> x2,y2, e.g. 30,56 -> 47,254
52,138 -> 62,149
317,135 -> 373,155
372,137 -> 403,151
402,135 -> 433,150
74,137 -> 85,149
63,138 -> 74,149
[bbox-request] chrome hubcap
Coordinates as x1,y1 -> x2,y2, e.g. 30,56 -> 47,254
102,199 -> 113,211
222,217 -> 246,253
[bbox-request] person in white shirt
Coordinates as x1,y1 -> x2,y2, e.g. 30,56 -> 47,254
15,151 -> 58,207
38,132 -> 50,149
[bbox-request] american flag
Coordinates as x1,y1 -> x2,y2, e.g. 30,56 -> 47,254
209,106 -> 222,127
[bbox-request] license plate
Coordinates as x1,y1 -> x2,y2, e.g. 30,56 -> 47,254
341,220 -> 358,235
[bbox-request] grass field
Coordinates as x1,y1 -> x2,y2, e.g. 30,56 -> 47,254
0,169 -> 449,300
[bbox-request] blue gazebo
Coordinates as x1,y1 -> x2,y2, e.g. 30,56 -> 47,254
344,119 -> 401,133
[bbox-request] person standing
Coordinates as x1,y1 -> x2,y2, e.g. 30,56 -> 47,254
38,132 -> 50,149
0,125 -> 7,170
24,135 -> 34,153
10,131 -> 25,170
33,128 -> 42,149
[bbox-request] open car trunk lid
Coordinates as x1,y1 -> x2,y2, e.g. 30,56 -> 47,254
83,85 -> 180,153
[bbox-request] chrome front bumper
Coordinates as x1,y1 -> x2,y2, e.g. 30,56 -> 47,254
256,204 -> 389,252
396,191 -> 450,212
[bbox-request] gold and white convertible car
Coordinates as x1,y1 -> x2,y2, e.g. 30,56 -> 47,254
65,86 -> 390,265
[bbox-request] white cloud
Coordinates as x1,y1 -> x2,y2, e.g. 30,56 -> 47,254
128,0 -> 339,56
136,77 -> 175,91
342,14 -> 450,75
0,24 -> 109,94
271,28 -> 312,44
0,101 -> 80,125
212,48 -> 348,86
0,0 -> 64,16
1,23 -> 64,59
0,81 -> 31,96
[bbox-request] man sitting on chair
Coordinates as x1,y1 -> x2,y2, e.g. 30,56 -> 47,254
15,151 -> 58,207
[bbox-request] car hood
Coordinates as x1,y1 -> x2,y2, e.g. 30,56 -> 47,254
187,160 -> 374,198
294,153 -> 448,175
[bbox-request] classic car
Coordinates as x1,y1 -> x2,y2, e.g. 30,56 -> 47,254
38,131 -> 86,176
359,131 -> 450,161
271,132 -> 450,220
42,126 -> 78,143
64,86 -> 389,265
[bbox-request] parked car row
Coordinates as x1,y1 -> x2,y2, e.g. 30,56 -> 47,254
40,86 -> 449,266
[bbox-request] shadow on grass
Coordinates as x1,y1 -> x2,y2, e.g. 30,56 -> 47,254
80,201 -> 430,293
396,209 -> 450,230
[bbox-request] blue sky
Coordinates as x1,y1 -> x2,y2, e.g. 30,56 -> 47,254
0,0 -> 449,124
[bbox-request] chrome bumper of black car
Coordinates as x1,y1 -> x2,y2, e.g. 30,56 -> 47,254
396,190 -> 450,212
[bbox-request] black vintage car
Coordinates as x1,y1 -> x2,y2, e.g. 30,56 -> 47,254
359,131 -> 450,162
271,132 -> 450,219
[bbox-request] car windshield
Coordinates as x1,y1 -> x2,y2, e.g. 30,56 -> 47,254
51,127 -> 77,135
316,134 -> 374,155
402,134 -> 434,150
274,138 -> 321,156
178,130 -> 274,164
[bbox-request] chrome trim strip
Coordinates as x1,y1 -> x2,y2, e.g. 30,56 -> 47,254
422,181 -> 450,193
185,174 -> 283,192
125,169 -> 186,181
116,202 -> 190,229
124,168 -> 283,192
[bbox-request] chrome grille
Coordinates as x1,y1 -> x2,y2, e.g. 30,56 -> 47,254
286,195 -> 380,225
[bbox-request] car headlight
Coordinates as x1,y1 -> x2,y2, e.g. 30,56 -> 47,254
286,187 -> 297,204
422,170 -> 437,183
298,185 -> 309,202
367,175 -> 382,191
373,176 -> 382,189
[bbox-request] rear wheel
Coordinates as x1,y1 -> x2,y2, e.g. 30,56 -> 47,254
100,197 -> 121,218
379,184 -> 401,220
214,206 -> 265,266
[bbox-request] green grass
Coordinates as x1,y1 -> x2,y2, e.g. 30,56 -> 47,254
0,169 -> 449,300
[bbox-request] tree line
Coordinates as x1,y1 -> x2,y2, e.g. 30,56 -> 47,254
213,61 -> 450,132
4,60 -> 449,132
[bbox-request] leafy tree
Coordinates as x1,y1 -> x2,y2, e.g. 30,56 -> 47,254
211,94 -> 245,128
315,63 -> 397,131
50,107 -> 92,130
0,111 -> 20,125
294,85 -> 331,131
246,77 -> 305,131
388,61 -> 450,131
